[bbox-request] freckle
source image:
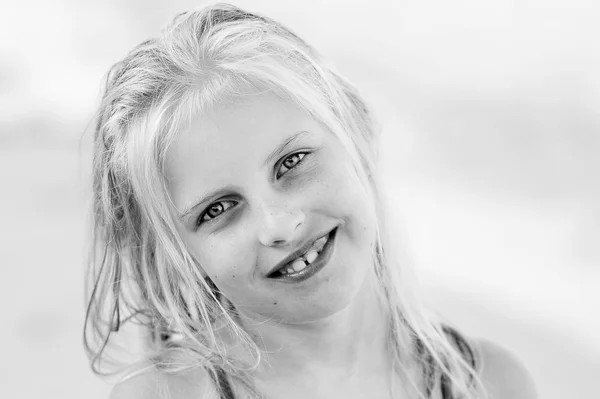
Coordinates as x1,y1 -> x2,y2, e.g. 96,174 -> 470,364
273,302 -> 277,305
232,274 -> 235,278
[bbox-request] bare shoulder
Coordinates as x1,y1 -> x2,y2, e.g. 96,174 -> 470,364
109,366 -> 216,399
473,338 -> 538,399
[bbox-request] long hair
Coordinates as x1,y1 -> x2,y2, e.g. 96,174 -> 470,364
84,3 -> 486,398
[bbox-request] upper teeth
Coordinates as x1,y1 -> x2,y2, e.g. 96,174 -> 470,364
279,234 -> 329,275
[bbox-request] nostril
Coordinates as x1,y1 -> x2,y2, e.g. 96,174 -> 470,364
257,205 -> 305,247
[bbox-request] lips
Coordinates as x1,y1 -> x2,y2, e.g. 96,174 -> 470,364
266,227 -> 337,281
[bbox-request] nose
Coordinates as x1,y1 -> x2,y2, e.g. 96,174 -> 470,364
257,201 -> 305,247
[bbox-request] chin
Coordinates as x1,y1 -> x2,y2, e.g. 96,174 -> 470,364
271,255 -> 375,324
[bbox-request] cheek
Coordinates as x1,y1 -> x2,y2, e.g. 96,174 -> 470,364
322,159 -> 377,250
317,158 -> 371,216
192,232 -> 253,283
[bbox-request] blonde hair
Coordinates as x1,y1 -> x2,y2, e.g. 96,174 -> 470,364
84,3 -> 485,398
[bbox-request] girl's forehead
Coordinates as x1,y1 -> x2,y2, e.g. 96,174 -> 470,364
176,93 -> 313,150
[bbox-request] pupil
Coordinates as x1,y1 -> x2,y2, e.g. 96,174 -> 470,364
285,156 -> 296,167
209,204 -> 223,216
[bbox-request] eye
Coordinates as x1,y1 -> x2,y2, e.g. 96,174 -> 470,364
277,152 -> 307,178
197,200 -> 237,226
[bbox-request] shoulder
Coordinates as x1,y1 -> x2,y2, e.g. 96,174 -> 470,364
109,367 -> 217,399
473,338 -> 538,399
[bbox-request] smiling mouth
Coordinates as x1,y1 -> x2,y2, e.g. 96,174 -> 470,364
267,227 -> 337,281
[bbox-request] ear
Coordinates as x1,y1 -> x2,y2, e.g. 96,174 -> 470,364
475,338 -> 538,399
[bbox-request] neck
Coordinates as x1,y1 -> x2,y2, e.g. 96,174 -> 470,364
240,271 -> 390,380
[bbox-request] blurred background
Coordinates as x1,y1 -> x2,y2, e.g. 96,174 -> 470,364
1,0 -> 598,397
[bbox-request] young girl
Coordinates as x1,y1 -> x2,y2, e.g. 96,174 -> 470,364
84,3 -> 537,398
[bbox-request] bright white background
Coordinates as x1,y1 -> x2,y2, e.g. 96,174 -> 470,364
0,0 -> 598,398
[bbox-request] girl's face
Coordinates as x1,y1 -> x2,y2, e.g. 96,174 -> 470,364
165,93 -> 377,324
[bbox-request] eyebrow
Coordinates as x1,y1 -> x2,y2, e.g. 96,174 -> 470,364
177,130 -> 311,222
262,130 -> 310,167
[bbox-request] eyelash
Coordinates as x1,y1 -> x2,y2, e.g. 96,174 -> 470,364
195,151 -> 309,227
